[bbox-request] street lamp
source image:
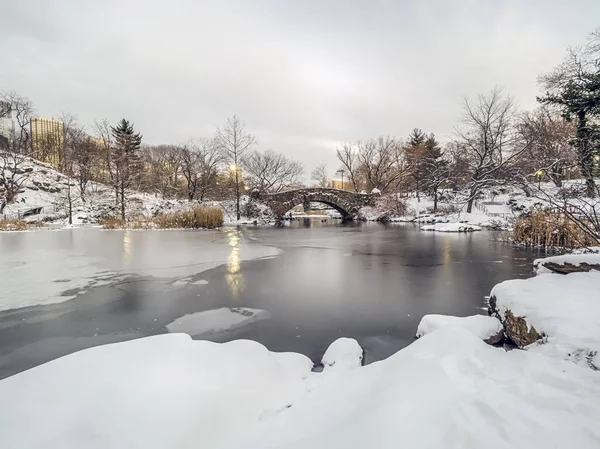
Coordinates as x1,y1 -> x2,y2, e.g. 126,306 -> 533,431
335,169 -> 345,190
536,169 -> 544,189
229,164 -> 237,171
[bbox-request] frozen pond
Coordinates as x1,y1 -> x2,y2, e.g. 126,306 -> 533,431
0,221 -> 541,379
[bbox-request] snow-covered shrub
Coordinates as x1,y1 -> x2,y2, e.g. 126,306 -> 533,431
242,199 -> 261,219
428,204 -> 459,214
377,195 -> 408,216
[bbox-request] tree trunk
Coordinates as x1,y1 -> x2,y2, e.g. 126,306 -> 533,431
466,197 -> 474,213
67,181 -> 72,225
522,184 -> 533,198
120,185 -> 125,221
577,111 -> 596,197
235,166 -> 240,221
433,188 -> 438,212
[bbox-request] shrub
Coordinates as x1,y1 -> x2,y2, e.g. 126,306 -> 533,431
378,195 -> 408,216
99,217 -> 126,229
0,219 -> 44,231
101,207 -> 223,229
513,208 -> 599,249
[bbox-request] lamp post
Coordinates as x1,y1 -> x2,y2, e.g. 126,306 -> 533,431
536,170 -> 543,189
335,169 -> 345,190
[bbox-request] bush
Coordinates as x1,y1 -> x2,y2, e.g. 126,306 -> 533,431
99,217 -> 126,229
101,207 -> 223,229
514,208 -> 598,248
0,219 -> 44,231
242,199 -> 261,219
378,195 -> 408,216
428,204 -> 459,214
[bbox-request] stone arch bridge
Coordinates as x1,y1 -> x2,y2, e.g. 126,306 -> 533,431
252,188 -> 378,220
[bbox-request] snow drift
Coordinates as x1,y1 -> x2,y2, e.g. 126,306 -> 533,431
1,329 -> 600,448
416,314 -> 504,344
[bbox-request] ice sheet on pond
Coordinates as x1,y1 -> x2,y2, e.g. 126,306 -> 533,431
0,228 -> 280,312
166,307 -> 270,336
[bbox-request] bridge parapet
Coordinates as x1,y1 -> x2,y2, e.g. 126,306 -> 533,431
253,188 -> 378,219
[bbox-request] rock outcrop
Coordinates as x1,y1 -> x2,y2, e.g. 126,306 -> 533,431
488,294 -> 543,347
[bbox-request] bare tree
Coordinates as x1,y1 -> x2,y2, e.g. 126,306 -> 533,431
0,91 -> 34,213
243,149 -> 304,193
94,119 -> 116,203
356,136 -> 407,193
515,107 -> 577,188
336,143 -> 362,192
216,115 -> 256,220
141,144 -> 181,198
311,163 -> 329,187
452,88 -> 531,213
179,138 -> 223,201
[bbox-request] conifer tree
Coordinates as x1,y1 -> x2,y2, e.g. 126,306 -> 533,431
110,119 -> 142,220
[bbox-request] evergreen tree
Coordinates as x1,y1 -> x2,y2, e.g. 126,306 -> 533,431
405,128 -> 428,200
538,29 -> 600,197
110,119 -> 142,220
421,135 -> 449,212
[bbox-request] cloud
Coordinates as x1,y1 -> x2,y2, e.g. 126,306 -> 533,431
1,0 -> 598,177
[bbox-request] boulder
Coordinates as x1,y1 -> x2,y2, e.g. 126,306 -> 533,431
488,295 -> 543,347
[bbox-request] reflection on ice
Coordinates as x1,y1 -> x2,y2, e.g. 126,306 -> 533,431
225,229 -> 244,300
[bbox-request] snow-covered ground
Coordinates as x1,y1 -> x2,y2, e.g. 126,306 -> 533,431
416,314 -> 503,342
1,156 -> 274,226
420,222 -> 482,232
533,253 -> 600,274
1,328 -> 599,448
491,270 -> 600,369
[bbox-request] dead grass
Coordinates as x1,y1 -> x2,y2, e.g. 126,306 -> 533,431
100,207 -> 223,230
514,208 -> 599,249
0,219 -> 44,231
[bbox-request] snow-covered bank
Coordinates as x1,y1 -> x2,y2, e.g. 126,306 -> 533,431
490,271 -> 600,369
421,222 -> 482,232
416,314 -> 503,343
1,156 -> 275,226
533,253 -> 600,274
2,329 -> 600,449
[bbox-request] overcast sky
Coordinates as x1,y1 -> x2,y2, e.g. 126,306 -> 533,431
2,0 -> 598,176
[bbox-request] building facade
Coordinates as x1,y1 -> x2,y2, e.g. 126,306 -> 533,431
30,118 -> 65,168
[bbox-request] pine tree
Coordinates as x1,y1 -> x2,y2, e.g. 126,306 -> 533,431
421,134 -> 449,212
405,128 -> 428,200
110,119 -> 142,220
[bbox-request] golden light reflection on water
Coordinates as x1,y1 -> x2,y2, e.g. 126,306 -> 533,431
225,229 -> 244,300
123,230 -> 132,267
443,236 -> 451,265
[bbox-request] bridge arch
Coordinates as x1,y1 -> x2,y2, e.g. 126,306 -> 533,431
252,188 -> 378,220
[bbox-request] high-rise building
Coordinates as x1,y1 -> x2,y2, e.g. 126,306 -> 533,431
30,117 -> 65,168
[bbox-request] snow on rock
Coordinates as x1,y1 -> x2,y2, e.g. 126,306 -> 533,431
416,314 -> 504,344
2,328 -> 600,448
321,337 -> 363,370
534,254 -> 600,274
166,307 -> 270,336
489,272 -> 600,369
370,188 -> 381,195
421,222 -> 482,232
